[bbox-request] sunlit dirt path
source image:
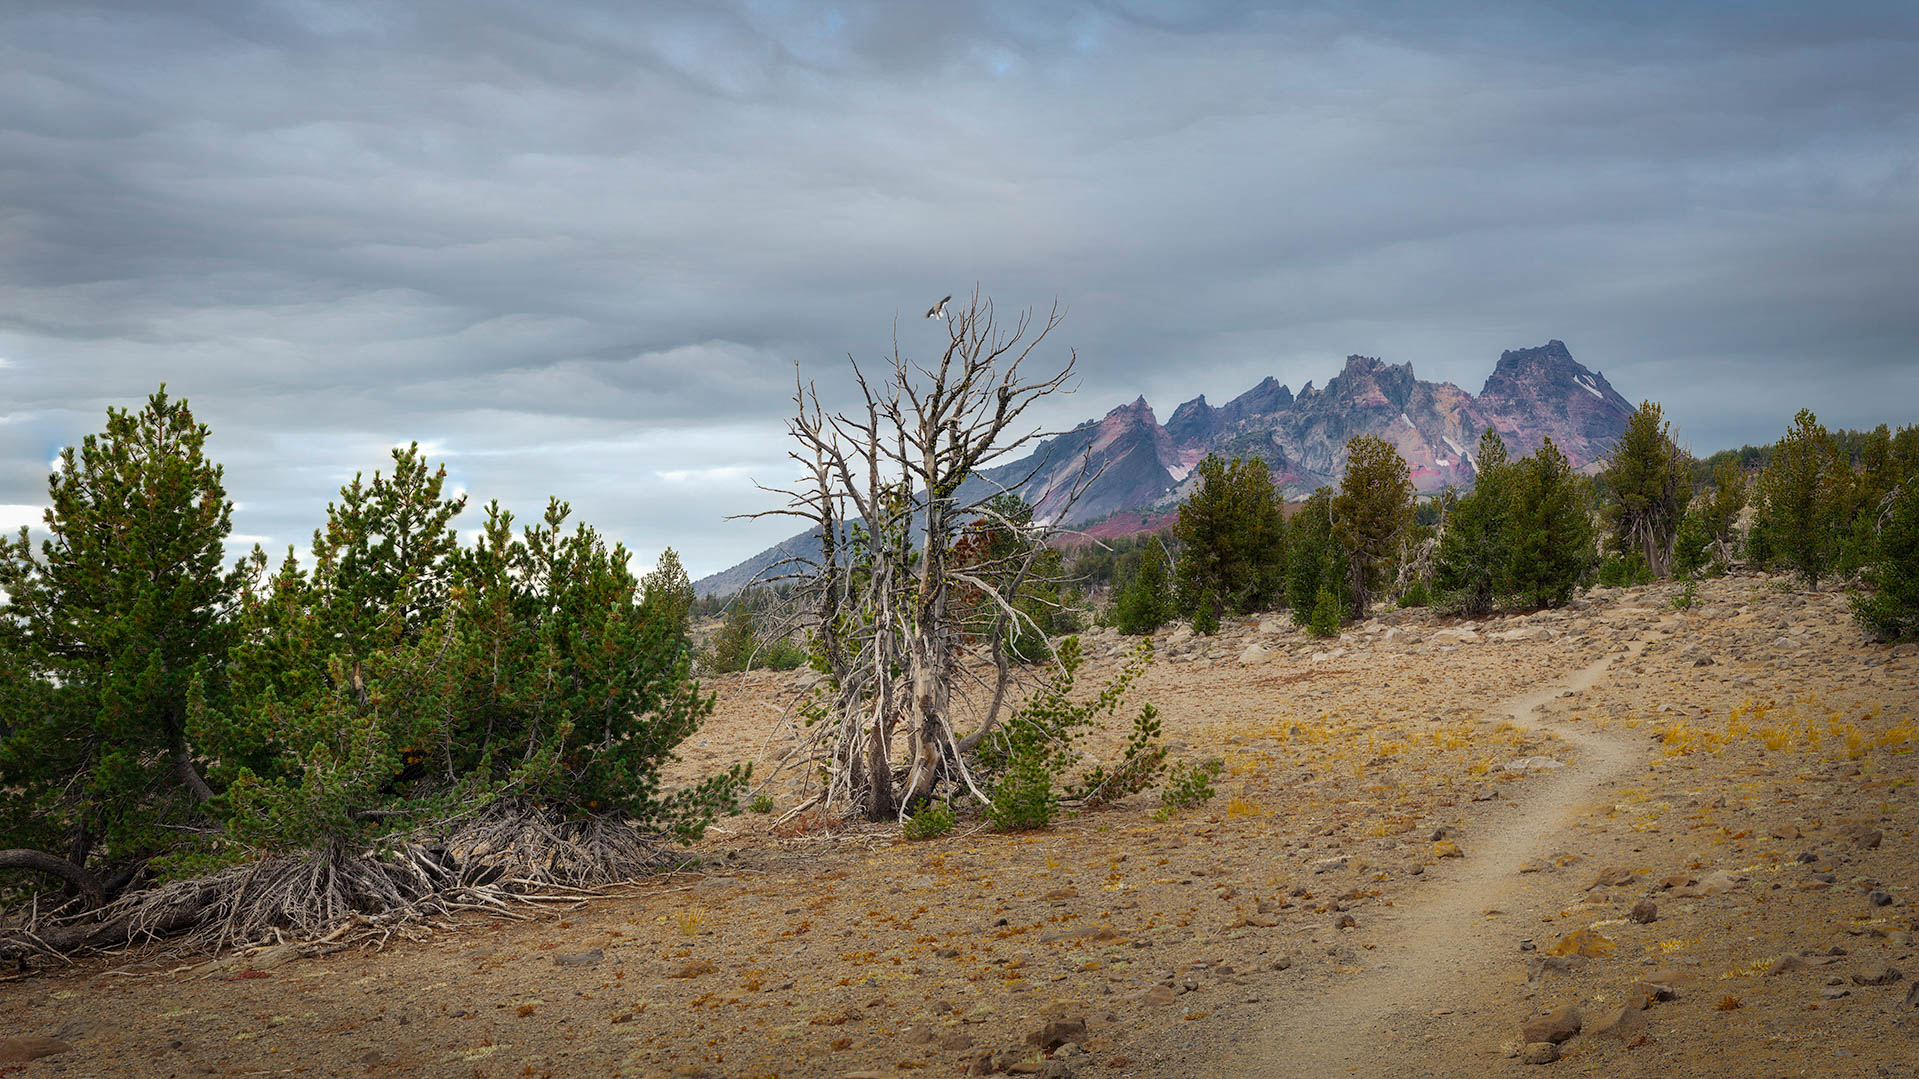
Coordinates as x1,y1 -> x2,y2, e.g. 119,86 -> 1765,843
1211,644 -> 1647,1079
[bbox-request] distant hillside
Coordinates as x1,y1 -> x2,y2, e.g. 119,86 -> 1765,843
695,340 -> 1633,597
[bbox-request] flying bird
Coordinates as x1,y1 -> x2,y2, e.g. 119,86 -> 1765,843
925,295 -> 951,320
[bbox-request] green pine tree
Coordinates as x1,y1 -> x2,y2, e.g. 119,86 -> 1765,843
1602,401 -> 1691,576
1332,435 -> 1415,614
1433,429 -> 1513,617
0,388 -> 241,878
1753,409 -> 1849,588
1505,437 -> 1596,608
1287,488 -> 1342,623
1851,478 -> 1919,642
1113,541 -> 1174,635
1173,455 -> 1285,623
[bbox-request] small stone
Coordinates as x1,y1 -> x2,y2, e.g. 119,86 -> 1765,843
1853,962 -> 1904,986
1519,1004 -> 1583,1044
1628,898 -> 1658,924
1584,1004 -> 1645,1040
1336,914 -> 1357,929
1026,1017 -> 1087,1051
1821,986 -> 1852,1000
1520,1042 -> 1562,1064
1868,890 -> 1895,907
1587,866 -> 1634,889
1765,954 -> 1808,976
1142,985 -> 1177,1006
1432,840 -> 1463,859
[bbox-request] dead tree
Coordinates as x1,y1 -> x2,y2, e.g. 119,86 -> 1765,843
752,292 -> 1091,823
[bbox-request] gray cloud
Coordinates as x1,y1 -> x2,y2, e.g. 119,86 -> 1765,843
2,1 -> 1915,575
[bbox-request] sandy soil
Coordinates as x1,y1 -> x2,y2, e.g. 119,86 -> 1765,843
3,573 -> 1915,1079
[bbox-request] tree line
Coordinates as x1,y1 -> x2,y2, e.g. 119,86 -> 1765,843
1094,404 -> 1918,642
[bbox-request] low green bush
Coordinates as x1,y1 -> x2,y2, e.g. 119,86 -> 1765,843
903,801 -> 957,840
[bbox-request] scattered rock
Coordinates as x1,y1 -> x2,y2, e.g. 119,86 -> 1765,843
1519,1004 -> 1582,1044
1638,982 -> 1678,1003
1520,1042 -> 1561,1064
1700,866 -> 1748,892
1821,986 -> 1852,1000
1854,962 -> 1904,986
1432,840 -> 1463,859
1868,890 -> 1895,907
1585,1004 -> 1645,1040
1587,866 -> 1634,889
1839,825 -> 1884,849
1026,1017 -> 1087,1051
1142,985 -> 1177,1006
1765,954 -> 1808,976
1628,898 -> 1658,924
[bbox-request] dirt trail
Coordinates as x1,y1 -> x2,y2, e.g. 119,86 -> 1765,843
1215,645 -> 1646,1079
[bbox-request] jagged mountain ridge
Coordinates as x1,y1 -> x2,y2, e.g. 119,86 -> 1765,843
695,340 -> 1632,596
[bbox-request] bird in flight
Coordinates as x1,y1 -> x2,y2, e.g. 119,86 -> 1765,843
925,295 -> 952,320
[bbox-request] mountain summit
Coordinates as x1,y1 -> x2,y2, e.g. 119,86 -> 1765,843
695,341 -> 1633,596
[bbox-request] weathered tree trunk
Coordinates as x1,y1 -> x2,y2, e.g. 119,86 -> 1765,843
0,849 -> 104,909
753,293 -> 1087,825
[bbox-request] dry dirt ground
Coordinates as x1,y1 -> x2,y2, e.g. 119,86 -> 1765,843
4,573 -> 1917,1079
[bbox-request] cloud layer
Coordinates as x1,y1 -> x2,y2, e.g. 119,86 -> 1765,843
4,1 -> 1915,574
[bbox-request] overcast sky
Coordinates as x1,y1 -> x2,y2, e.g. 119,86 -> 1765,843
3,1 -> 1915,578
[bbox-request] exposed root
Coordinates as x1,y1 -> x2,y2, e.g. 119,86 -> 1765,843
0,802 -> 676,968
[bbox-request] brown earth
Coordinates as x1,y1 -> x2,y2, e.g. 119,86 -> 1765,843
3,573 -> 1916,1079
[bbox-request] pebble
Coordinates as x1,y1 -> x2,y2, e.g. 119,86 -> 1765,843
1853,962 -> 1903,986
1628,898 -> 1658,923
1520,1042 -> 1562,1064
1519,1004 -> 1582,1044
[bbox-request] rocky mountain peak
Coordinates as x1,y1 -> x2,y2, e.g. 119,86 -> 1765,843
1475,340 -> 1632,469
1486,339 -> 1576,384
